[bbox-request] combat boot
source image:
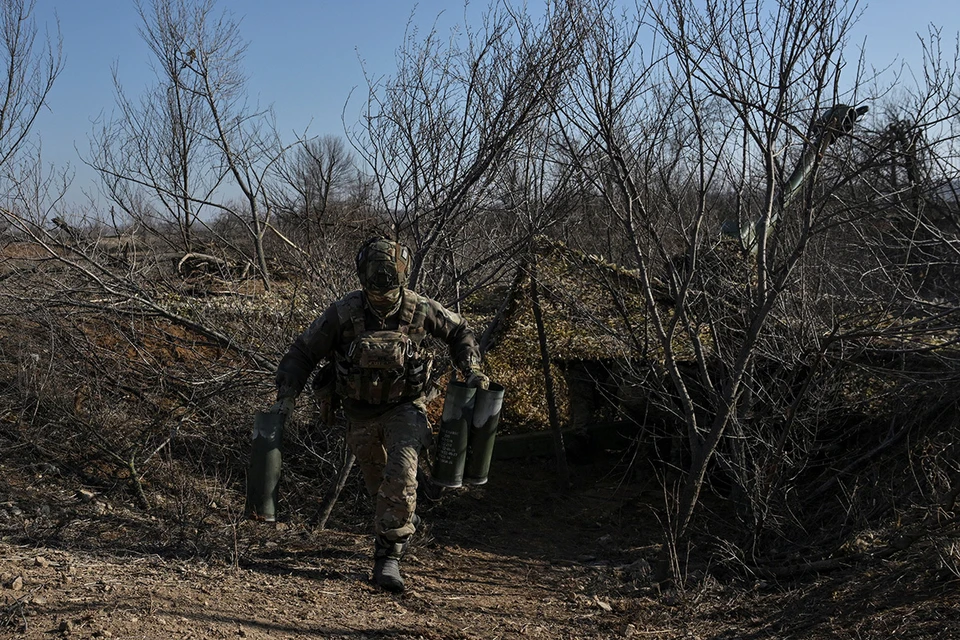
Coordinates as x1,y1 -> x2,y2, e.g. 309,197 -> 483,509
373,538 -> 407,593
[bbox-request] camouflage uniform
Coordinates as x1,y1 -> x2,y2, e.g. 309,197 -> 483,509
275,237 -> 487,592
345,402 -> 429,542
275,287 -> 481,544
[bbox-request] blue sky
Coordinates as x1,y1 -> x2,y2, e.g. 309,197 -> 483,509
33,0 -> 486,206
28,1 -> 960,208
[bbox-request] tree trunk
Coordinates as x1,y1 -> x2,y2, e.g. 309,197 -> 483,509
249,201 -> 272,292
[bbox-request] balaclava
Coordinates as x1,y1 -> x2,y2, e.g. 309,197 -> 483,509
356,237 -> 411,318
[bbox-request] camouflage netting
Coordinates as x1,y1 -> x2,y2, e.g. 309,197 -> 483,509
477,238 -> 682,432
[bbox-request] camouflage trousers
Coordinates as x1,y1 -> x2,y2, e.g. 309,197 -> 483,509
345,402 -> 430,543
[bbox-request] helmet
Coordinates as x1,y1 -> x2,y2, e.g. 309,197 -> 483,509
355,237 -> 411,291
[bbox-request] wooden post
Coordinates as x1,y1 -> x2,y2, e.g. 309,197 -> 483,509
528,252 -> 570,488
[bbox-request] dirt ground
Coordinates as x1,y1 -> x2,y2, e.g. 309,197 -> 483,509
2,453 -> 959,640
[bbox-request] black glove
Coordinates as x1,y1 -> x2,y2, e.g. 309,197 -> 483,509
317,396 -> 336,427
270,396 -> 296,417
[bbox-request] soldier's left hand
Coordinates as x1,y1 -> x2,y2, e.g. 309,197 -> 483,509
465,367 -> 490,390
270,396 -> 296,417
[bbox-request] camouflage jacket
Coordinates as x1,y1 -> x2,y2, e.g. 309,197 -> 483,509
276,289 -> 481,418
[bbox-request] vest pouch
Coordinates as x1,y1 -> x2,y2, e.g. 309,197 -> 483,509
405,355 -> 432,396
371,369 -> 408,404
352,330 -> 410,370
339,330 -> 421,404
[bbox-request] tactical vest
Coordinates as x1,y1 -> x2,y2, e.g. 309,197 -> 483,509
334,291 -> 432,404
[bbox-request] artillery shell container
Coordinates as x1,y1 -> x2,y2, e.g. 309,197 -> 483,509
245,410 -> 285,522
432,381 -> 476,488
464,383 -> 504,485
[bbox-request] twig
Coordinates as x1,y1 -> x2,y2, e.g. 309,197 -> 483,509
807,417 -> 916,502
317,451 -> 356,530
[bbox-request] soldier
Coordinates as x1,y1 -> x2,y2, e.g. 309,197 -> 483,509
273,237 -> 489,592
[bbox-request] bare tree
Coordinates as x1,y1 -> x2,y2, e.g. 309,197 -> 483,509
88,0 -> 219,253
0,0 -> 62,175
88,0 -> 289,290
0,0 -> 66,221
273,134 -> 355,244
347,0 -> 584,293
554,0 -> 895,580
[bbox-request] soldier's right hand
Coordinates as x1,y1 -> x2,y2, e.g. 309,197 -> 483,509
318,398 -> 335,427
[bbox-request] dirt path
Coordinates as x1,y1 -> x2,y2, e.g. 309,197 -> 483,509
0,457 -> 664,639
3,457 -> 958,639
0,534 -> 632,639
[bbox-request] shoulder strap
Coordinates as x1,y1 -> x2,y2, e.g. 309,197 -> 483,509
397,289 -> 418,327
411,296 -> 428,330
400,291 -> 430,345
336,291 -> 367,341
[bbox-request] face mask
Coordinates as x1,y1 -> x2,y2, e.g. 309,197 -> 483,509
365,287 -> 402,316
